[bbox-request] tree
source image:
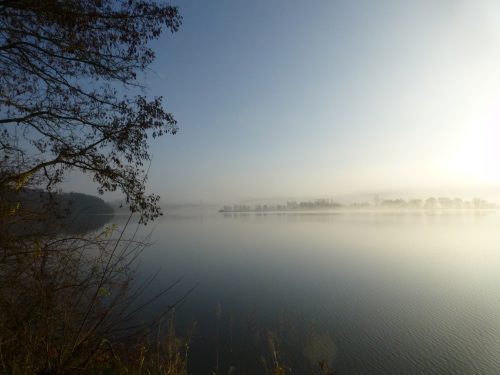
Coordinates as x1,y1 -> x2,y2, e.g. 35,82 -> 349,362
0,0 -> 182,223
425,197 -> 436,208
0,212 -> 194,374
438,197 -> 453,208
0,3 -> 193,372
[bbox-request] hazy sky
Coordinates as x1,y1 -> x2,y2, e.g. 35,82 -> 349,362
65,0 -> 500,204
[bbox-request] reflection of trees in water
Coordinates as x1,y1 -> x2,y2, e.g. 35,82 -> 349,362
221,196 -> 498,212
221,210 -> 497,225
68,214 -> 115,233
7,212 -> 115,236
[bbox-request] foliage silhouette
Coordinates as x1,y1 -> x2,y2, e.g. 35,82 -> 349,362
0,0 -> 182,222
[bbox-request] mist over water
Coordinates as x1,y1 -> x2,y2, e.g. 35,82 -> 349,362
115,209 -> 500,374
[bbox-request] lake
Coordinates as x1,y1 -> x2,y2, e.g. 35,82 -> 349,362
115,209 -> 500,374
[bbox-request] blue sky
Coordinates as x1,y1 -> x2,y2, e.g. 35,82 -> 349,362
65,0 -> 500,204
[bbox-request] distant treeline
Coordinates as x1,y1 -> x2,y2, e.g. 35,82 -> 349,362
3,189 -> 114,234
13,189 -> 114,215
59,192 -> 114,216
220,197 -> 497,212
60,192 -> 114,231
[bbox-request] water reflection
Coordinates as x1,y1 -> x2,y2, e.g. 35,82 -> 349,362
125,211 -> 500,374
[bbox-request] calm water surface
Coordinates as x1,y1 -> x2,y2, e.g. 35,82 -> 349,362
122,210 -> 500,374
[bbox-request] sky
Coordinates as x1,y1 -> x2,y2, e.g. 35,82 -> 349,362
65,0 -> 500,205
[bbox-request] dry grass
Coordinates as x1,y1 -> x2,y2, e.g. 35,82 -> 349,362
0,187 -> 193,375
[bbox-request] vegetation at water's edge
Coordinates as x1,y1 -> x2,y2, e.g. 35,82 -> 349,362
220,196 -> 497,212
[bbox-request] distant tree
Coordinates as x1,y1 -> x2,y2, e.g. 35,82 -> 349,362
381,199 -> 406,206
409,199 -> 422,208
438,197 -> 453,208
473,198 -> 485,208
425,197 -> 437,208
0,0 -> 182,222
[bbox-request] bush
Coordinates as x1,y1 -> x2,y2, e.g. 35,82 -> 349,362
0,194 -> 190,374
